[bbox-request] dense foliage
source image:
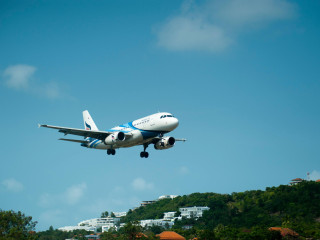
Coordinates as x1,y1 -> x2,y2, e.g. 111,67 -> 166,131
36,226 -> 92,240
0,209 -> 37,240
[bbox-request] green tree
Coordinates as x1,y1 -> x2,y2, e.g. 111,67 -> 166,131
111,212 -> 116,217
123,222 -> 143,240
198,229 -> 217,240
101,211 -> 109,218
0,209 -> 37,240
100,231 -> 117,240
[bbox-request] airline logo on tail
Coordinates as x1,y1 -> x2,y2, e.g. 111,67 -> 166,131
85,122 -> 91,130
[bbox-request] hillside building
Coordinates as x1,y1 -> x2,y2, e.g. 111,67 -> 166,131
159,195 -> 179,200
140,200 -> 156,207
163,211 -> 176,221
58,226 -> 95,232
140,219 -> 174,228
113,212 -> 127,217
290,178 -> 303,185
78,217 -> 120,229
179,206 -> 210,219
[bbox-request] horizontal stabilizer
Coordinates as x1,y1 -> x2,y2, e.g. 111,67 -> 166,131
59,138 -> 89,144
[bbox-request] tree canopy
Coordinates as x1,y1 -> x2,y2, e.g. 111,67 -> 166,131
0,209 -> 37,240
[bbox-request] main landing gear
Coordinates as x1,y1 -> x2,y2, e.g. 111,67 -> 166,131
107,149 -> 116,155
140,144 -> 149,158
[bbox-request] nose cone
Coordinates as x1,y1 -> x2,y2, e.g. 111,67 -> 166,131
168,117 -> 179,131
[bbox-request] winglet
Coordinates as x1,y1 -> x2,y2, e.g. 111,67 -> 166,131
38,124 -> 41,128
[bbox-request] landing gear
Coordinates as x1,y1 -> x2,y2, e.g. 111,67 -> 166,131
140,144 -> 149,158
140,151 -> 149,158
107,149 -> 116,155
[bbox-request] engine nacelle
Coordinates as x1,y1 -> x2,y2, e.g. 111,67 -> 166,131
154,136 -> 175,150
104,132 -> 125,145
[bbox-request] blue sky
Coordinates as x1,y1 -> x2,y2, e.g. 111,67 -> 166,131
1,0 -> 320,231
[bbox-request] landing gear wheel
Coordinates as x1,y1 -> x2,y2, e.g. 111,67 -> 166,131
140,151 -> 149,158
140,144 -> 150,158
107,149 -> 116,155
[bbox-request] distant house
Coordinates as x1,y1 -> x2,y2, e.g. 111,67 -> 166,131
140,219 -> 174,228
84,234 -> 100,240
140,200 -> 156,207
179,206 -> 210,219
163,212 -> 176,221
157,231 -> 186,240
78,217 -> 120,229
112,212 -> 127,217
159,195 -> 179,200
290,178 -> 303,185
58,225 -> 95,232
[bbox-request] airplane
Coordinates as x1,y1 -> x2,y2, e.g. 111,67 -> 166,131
39,110 -> 186,158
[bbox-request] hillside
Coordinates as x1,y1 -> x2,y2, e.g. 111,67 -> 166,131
122,181 -> 320,238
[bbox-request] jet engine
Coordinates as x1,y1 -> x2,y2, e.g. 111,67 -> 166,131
154,136 -> 175,150
104,132 -> 125,145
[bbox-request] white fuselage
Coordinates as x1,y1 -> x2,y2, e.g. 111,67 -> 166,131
85,112 -> 179,150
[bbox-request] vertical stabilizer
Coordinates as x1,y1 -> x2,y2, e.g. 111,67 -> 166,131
83,110 -> 98,131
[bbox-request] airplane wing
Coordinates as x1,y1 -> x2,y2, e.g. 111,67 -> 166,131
39,124 -> 132,140
59,138 -> 89,144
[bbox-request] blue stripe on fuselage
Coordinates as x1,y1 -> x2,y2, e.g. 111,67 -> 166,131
85,121 -> 169,145
89,139 -> 99,148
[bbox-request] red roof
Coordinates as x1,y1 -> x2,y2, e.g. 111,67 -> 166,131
269,227 -> 299,237
291,178 -> 303,181
316,179 -> 320,182
157,231 -> 186,240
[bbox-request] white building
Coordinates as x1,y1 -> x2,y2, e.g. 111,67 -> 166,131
78,217 -> 120,228
163,212 -> 176,221
139,219 -> 174,228
179,206 -> 210,219
58,226 -> 95,232
113,212 -> 127,218
159,195 -> 179,200
102,224 -> 119,232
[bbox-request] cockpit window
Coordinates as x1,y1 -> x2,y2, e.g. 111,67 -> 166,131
161,115 -> 174,118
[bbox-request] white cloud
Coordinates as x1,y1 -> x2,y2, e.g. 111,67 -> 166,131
213,0 -> 296,27
1,178 -> 24,192
309,170 -> 320,181
63,183 -> 87,205
38,183 -> 87,208
41,82 -> 61,99
3,64 -> 36,89
155,0 -> 297,52
2,64 -> 64,99
179,166 -> 189,175
132,177 -> 154,191
157,16 -> 232,52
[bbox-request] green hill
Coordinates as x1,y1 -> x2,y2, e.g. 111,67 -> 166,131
122,181 -> 320,238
